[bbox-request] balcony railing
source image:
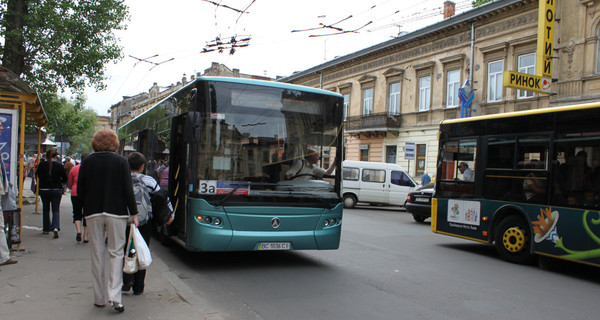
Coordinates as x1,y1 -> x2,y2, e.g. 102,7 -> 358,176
344,112 -> 401,132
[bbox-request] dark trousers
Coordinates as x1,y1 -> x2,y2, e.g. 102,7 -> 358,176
123,222 -> 152,293
40,189 -> 63,232
70,196 -> 86,226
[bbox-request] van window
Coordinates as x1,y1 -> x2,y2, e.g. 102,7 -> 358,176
362,169 -> 385,183
391,170 -> 413,187
343,167 -> 360,181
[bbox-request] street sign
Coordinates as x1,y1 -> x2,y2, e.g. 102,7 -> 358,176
404,142 -> 415,160
503,71 -> 551,94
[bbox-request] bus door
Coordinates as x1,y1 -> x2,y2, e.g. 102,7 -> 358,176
360,168 -> 388,204
169,113 -> 190,241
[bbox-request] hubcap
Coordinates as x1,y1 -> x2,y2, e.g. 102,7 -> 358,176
502,226 -> 526,253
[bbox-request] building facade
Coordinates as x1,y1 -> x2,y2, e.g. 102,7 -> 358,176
281,0 -> 600,180
109,62 -> 272,130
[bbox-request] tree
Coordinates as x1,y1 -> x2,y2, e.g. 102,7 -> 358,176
39,92 -> 97,153
0,0 -> 129,93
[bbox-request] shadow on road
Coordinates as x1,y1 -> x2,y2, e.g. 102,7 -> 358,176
163,242 -> 333,272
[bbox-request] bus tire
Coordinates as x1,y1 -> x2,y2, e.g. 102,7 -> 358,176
343,194 -> 357,209
494,215 -> 535,265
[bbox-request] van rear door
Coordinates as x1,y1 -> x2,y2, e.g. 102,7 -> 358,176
387,170 -> 416,205
359,168 -> 388,204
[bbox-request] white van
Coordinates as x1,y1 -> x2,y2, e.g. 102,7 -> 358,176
342,160 -> 418,209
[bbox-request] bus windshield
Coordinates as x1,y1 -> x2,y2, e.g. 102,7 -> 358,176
195,81 -> 342,206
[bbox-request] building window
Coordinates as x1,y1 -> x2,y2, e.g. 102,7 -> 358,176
418,76 -> 431,111
386,145 -> 397,164
388,82 -> 401,114
360,149 -> 369,161
343,93 -> 350,120
487,60 -> 503,102
517,53 -> 535,98
362,87 -> 373,116
446,69 -> 460,108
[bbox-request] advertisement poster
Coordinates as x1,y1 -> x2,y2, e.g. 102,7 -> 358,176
0,110 -> 17,187
447,199 -> 481,226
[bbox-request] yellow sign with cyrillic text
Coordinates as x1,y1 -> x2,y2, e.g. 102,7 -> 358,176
503,71 -> 552,93
537,0 -> 555,78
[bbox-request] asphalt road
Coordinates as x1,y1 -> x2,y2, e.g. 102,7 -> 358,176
153,205 -> 600,320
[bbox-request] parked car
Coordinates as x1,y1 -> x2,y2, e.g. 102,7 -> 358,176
342,160 -> 418,208
405,183 -> 434,222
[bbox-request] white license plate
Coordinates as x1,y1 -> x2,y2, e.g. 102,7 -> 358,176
415,198 -> 430,203
258,242 -> 290,250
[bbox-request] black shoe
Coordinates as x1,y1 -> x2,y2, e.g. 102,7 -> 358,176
133,290 -> 143,295
76,233 -> 82,242
94,303 -> 105,308
122,282 -> 133,292
53,229 -> 59,239
109,301 -> 124,313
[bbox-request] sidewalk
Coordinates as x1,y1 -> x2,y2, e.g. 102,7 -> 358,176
1,177 -> 219,319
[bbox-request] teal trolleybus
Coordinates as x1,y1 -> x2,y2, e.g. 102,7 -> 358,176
432,102 -> 600,267
118,77 -> 344,251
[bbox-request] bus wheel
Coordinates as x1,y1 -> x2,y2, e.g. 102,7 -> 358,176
494,215 -> 535,265
343,194 -> 357,209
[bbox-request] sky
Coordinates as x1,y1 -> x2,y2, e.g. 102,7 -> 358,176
84,0 -> 473,116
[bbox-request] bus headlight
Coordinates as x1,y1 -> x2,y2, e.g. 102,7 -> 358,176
205,216 -> 212,224
324,219 -> 330,227
214,218 -> 222,225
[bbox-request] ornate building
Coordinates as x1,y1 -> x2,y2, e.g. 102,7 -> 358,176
280,0 -> 600,179
109,62 -> 272,130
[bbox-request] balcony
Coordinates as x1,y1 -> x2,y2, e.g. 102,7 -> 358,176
344,112 -> 401,137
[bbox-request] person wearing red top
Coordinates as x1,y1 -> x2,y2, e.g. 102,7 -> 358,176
68,152 -> 89,243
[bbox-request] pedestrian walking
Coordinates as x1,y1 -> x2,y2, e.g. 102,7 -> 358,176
122,152 -> 173,296
68,152 -> 89,243
36,149 -> 67,238
77,129 -> 138,313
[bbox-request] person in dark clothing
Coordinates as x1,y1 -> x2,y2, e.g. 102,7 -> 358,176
122,152 -> 174,296
36,149 -> 68,238
77,129 -> 138,313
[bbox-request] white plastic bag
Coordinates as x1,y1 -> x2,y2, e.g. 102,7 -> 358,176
123,225 -> 138,274
133,225 -> 152,269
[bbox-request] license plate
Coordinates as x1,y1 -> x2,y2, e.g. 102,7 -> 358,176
258,242 -> 290,250
415,198 -> 430,203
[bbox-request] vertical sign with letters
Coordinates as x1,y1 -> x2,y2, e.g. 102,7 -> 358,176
0,110 -> 18,187
536,0 -> 555,78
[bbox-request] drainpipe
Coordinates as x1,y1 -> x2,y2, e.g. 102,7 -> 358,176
469,22 -> 475,86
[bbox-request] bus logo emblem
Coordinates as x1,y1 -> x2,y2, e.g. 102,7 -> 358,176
271,217 -> 281,229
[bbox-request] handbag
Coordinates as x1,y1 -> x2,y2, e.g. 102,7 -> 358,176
133,225 -> 152,269
1,182 -> 18,211
123,224 -> 138,274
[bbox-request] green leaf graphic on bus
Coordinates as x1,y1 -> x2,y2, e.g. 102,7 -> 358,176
534,207 -> 600,260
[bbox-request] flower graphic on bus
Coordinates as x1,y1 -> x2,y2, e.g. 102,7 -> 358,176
534,207 -> 600,261
533,207 -> 560,243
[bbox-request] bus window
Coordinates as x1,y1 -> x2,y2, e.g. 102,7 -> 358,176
438,139 -> 477,197
553,134 -> 600,208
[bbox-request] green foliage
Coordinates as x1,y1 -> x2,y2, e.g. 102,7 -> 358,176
472,0 -> 493,7
39,92 -> 97,143
0,0 -> 129,93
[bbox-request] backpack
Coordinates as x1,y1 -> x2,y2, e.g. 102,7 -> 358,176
151,188 -> 174,225
132,174 -> 152,225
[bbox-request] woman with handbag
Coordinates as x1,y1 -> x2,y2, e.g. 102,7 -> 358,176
77,129 -> 138,313
36,149 -> 67,238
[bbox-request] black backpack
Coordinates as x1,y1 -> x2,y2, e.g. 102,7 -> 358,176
151,188 -> 173,225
